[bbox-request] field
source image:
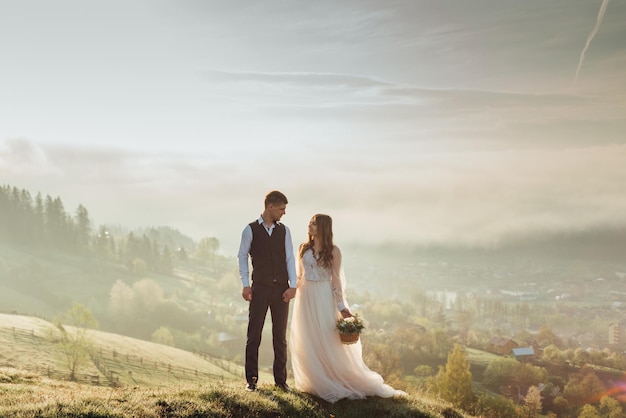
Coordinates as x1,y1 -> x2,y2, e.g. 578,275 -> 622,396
0,313 -> 272,387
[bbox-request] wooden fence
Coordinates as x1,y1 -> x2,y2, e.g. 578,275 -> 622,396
2,324 -> 243,386
20,364 -> 106,386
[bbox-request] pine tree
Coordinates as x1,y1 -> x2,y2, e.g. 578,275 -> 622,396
44,195 -> 70,247
74,204 -> 91,253
0,186 -> 9,242
432,344 -> 474,410
17,188 -> 35,244
33,192 -> 45,244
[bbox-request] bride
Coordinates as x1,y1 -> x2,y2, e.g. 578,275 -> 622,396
289,214 -> 406,403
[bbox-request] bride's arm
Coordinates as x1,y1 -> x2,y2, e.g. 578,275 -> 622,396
331,246 -> 351,316
296,243 -> 305,287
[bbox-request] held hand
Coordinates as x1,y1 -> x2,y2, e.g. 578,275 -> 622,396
340,309 -> 353,318
242,287 -> 253,302
282,287 -> 296,303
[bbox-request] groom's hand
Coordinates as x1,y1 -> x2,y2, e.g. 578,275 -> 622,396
282,287 -> 296,302
242,286 -> 253,301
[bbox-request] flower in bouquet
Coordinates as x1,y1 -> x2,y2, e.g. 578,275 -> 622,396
336,313 -> 365,335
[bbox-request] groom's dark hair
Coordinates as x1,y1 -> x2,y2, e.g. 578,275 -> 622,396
265,190 -> 288,208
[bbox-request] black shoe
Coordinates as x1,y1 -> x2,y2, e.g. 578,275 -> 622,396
246,376 -> 258,392
275,383 -> 291,392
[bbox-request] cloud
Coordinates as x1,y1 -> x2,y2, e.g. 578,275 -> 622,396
0,139 -> 52,173
202,70 -> 392,89
3,138 -> 626,254
308,144 -> 626,250
198,70 -> 626,152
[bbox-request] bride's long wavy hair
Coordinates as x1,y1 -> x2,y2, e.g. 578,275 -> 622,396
299,214 -> 334,269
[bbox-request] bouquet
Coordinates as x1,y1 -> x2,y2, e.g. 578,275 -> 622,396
336,313 -> 365,345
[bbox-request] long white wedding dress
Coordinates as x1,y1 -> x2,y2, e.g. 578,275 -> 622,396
289,248 -> 406,403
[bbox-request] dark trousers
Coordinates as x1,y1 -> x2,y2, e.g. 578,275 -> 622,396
245,282 -> 290,385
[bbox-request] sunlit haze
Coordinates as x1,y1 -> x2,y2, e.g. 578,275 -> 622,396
2,0 -> 626,253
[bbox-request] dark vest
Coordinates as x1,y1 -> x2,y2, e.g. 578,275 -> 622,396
249,221 -> 289,286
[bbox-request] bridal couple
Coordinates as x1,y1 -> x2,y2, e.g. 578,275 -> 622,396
237,190 -> 406,403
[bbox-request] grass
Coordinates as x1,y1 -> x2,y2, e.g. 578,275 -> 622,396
0,314 -> 472,417
0,368 -> 471,418
0,313 -> 272,387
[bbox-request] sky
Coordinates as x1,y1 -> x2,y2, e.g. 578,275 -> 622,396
1,0 -> 626,254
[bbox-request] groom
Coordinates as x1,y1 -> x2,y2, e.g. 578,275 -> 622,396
237,190 -> 297,392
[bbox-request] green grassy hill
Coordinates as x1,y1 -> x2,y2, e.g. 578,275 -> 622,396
0,367 -> 472,418
0,313 -> 269,387
0,314 -> 471,418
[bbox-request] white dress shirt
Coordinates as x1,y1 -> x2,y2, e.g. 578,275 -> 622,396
237,216 -> 297,288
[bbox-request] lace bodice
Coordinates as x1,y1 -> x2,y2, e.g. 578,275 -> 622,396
299,248 -> 347,311
301,249 -> 331,282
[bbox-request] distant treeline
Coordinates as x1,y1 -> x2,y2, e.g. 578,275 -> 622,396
0,184 -> 202,274
0,184 -> 91,252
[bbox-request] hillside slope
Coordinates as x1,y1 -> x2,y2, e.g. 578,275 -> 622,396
0,313 -> 472,417
0,367 -> 470,418
0,313 -> 272,387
